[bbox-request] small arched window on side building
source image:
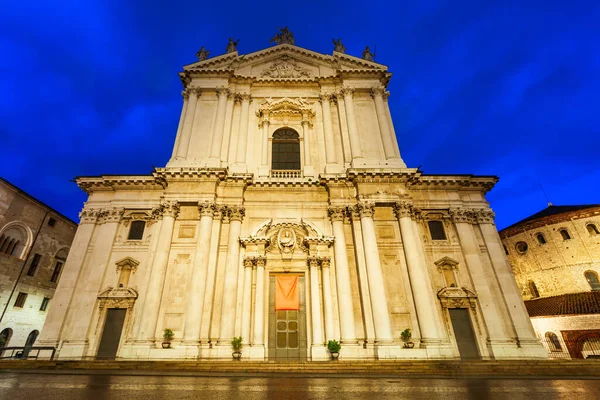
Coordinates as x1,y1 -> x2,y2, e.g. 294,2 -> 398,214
545,332 -> 562,351
536,233 -> 547,245
528,280 -> 540,298
587,224 -> 600,236
271,128 -> 301,171
559,229 -> 571,240
585,271 -> 600,291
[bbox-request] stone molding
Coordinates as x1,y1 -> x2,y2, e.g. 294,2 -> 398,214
115,256 -> 140,273
98,208 -> 125,224
437,287 -> 478,310
79,208 -> 101,224
97,287 -> 138,310
450,208 -> 476,224
434,256 -> 459,271
198,201 -> 218,217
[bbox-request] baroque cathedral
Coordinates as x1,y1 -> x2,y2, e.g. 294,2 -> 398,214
39,29 -> 546,360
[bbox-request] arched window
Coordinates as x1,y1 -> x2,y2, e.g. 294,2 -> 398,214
271,128 -> 300,170
25,330 -> 39,347
0,328 -> 12,348
587,224 -> 600,236
536,233 -> 547,245
545,332 -> 562,351
0,223 -> 31,259
585,271 -> 600,291
559,229 -> 571,240
528,281 -> 540,298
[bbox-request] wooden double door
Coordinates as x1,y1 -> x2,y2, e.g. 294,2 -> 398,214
268,274 -> 307,360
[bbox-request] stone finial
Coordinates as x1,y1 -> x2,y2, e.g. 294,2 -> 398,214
332,38 -> 346,53
196,46 -> 210,61
226,38 -> 239,53
270,26 -> 295,45
362,46 -> 373,61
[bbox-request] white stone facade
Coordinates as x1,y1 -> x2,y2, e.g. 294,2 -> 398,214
38,40 -> 545,360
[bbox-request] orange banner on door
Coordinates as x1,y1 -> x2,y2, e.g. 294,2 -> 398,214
275,275 -> 300,310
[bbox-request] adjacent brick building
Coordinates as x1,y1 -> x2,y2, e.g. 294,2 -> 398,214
500,204 -> 600,358
0,178 -> 77,350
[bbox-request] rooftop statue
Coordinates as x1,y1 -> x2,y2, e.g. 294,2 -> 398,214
270,26 -> 295,45
362,46 -> 374,61
333,38 -> 346,53
226,38 -> 239,53
196,46 -> 210,61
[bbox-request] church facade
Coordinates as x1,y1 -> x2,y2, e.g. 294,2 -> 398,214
38,32 -> 546,360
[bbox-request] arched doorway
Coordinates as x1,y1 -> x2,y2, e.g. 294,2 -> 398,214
0,328 -> 12,347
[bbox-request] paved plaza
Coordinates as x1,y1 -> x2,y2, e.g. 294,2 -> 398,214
1,372 -> 599,399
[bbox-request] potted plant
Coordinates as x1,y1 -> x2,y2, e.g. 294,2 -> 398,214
327,339 -> 341,360
231,336 -> 243,360
401,328 -> 414,348
162,328 -> 174,349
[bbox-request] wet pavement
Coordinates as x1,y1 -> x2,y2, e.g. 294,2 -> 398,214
1,372 -> 599,399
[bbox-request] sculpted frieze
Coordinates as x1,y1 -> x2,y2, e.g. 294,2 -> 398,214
260,56 -> 311,78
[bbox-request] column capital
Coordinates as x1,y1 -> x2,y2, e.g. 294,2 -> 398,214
307,256 -> 322,269
393,200 -> 415,220
235,92 -> 251,103
182,90 -> 190,100
370,87 -> 386,98
473,208 -> 496,224
320,256 -> 331,268
227,205 -> 246,222
356,202 -> 375,218
450,208 -> 476,224
98,207 -> 125,224
159,200 -> 180,219
243,258 -> 254,268
198,201 -> 218,217
327,206 -> 347,222
340,86 -> 355,97
245,256 -> 267,268
319,93 -> 337,104
188,87 -> 202,97
79,208 -> 101,224
215,86 -> 230,97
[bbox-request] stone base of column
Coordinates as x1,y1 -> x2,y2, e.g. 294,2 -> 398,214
229,164 -> 247,174
258,166 -> 270,177
310,344 -> 329,360
489,338 -> 547,359
375,344 -> 428,359
303,166 -> 315,177
246,345 -> 266,360
57,340 -> 89,360
324,164 -> 344,174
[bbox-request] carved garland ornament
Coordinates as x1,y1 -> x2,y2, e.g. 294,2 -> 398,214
260,56 -> 311,78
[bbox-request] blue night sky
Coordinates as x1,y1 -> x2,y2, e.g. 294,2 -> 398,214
1,1 -> 598,229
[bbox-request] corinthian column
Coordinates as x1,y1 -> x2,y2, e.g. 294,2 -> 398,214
240,257 -> 254,344
371,87 -> 397,160
259,112 -> 270,176
474,210 -> 542,351
183,202 -> 216,344
209,87 -> 229,162
357,202 -> 393,343
235,93 -> 251,165
138,201 -> 179,341
253,257 -> 266,346
451,208 -> 509,343
327,206 -> 357,343
308,256 -> 324,345
176,88 -> 200,159
394,201 -> 443,342
218,205 -> 245,343
321,257 -> 335,341
319,94 -> 337,166
340,87 -> 363,162
301,118 -> 311,168
38,208 -> 101,348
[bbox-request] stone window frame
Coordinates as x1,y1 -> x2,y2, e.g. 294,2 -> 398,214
535,232 -> 547,245
119,210 -> 153,244
421,211 -> 452,244
584,270 -> 600,291
559,228 -> 571,241
435,256 -> 460,288
515,241 -> 529,254
271,127 -> 301,171
586,223 -> 600,236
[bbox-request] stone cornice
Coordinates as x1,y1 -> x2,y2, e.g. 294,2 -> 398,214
76,176 -> 166,194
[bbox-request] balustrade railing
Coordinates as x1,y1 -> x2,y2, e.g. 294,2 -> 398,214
270,170 -> 302,179
0,346 -> 56,360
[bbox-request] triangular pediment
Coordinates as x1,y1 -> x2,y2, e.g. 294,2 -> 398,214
183,44 -> 388,80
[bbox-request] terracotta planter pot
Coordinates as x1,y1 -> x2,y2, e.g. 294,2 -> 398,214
162,342 -> 171,349
403,342 -> 415,349
232,351 -> 242,360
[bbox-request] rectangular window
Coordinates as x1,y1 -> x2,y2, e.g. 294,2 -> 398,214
14,292 -> 27,308
428,220 -> 447,240
48,217 -> 56,227
27,254 -> 42,277
128,221 -> 146,240
40,297 -> 50,311
50,261 -> 63,283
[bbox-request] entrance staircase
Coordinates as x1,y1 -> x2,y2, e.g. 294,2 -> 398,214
1,360 -> 599,377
